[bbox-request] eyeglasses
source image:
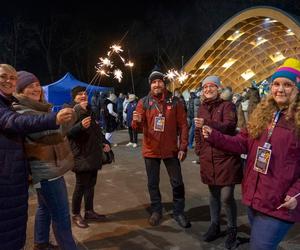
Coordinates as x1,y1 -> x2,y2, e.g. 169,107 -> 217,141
271,81 -> 295,89
203,84 -> 218,90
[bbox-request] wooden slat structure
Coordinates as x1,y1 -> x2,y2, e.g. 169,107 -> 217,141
180,6 -> 300,93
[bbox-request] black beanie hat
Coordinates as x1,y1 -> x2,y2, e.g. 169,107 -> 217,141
71,86 -> 86,100
148,65 -> 165,84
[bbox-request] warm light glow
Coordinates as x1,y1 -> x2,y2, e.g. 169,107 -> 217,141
125,61 -> 134,67
113,69 -> 123,82
199,62 -> 211,70
250,37 -> 267,47
177,72 -> 189,84
241,69 -> 255,80
269,52 -> 285,63
227,31 -> 244,41
286,29 -> 295,36
222,58 -> 237,69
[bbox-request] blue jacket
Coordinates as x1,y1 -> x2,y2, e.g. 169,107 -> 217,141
126,100 -> 137,126
0,95 -> 58,250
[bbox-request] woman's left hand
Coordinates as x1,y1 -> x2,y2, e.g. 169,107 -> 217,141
277,195 -> 298,210
103,144 -> 111,152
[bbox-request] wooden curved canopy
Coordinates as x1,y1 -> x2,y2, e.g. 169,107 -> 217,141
181,6 -> 300,93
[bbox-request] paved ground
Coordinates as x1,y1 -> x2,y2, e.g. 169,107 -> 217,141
25,129 -> 300,250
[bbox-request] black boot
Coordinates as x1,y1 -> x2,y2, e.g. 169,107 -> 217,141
225,227 -> 237,249
203,223 -> 220,242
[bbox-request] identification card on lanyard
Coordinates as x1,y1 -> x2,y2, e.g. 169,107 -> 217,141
254,144 -> 272,174
253,111 -> 280,175
154,113 -> 165,132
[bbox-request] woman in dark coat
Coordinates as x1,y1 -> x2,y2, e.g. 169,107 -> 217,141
67,86 -> 111,228
194,75 -> 242,249
0,64 -> 74,250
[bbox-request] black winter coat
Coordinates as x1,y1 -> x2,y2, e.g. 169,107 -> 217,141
67,104 -> 108,173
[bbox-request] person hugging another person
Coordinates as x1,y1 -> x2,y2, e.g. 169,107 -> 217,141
13,71 -> 78,250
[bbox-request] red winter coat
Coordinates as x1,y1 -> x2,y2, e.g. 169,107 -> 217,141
207,112 -> 300,222
195,98 -> 242,185
132,91 -> 188,158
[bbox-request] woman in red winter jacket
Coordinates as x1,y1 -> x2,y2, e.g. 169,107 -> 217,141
202,58 -> 300,250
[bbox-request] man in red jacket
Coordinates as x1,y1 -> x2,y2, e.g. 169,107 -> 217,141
132,68 -> 190,228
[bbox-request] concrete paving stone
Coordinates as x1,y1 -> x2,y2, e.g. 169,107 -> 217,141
25,129 -> 300,250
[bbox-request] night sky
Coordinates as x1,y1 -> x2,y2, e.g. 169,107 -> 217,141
1,0 -> 300,96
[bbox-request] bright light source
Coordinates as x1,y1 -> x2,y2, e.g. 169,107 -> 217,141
199,62 -> 211,70
222,58 -> 237,69
250,37 -> 267,47
241,69 -> 255,80
269,52 -> 285,63
286,29 -> 295,36
227,31 -> 244,41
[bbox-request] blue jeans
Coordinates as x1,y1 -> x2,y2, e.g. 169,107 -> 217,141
144,157 -> 185,216
247,207 -> 293,250
188,120 -> 195,149
35,177 -> 78,250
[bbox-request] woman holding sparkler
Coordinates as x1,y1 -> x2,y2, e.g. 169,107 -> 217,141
201,58 -> 300,250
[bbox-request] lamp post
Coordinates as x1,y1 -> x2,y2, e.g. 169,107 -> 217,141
127,62 -> 135,94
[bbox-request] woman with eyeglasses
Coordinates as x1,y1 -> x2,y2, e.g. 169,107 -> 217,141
202,58 -> 300,250
194,75 -> 242,249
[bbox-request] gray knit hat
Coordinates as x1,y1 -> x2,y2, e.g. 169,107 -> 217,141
202,75 -> 221,88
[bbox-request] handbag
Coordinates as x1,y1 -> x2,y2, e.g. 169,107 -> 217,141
102,149 -> 115,165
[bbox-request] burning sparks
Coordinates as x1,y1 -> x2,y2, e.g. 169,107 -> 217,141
95,44 -> 133,83
165,69 -> 192,84
113,69 -> 123,82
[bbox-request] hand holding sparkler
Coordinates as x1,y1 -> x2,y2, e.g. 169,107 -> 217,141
132,111 -> 142,122
194,118 -> 205,128
277,193 -> 300,210
81,116 -> 92,129
56,108 -> 75,125
202,125 -> 212,139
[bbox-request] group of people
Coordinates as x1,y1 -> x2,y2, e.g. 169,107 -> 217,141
133,58 -> 300,250
0,58 -> 300,250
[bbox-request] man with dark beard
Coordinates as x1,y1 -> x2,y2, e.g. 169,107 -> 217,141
132,68 -> 190,228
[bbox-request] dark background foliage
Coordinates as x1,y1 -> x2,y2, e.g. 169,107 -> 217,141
1,0 -> 300,96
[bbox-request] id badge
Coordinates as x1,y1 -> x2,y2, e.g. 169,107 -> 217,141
154,115 -> 165,132
253,146 -> 272,174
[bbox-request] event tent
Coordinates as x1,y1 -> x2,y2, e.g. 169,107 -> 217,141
43,72 -> 113,110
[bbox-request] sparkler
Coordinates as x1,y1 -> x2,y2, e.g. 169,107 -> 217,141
113,69 -> 123,82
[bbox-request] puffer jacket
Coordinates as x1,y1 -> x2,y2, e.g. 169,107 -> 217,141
132,91 -> 188,158
0,94 -> 58,250
13,94 -> 75,184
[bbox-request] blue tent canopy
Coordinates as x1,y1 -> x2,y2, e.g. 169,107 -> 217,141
43,72 -> 113,110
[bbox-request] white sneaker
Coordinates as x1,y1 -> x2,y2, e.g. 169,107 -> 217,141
132,143 -> 138,148
126,142 -> 133,147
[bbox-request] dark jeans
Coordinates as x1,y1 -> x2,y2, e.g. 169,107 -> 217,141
72,171 -> 98,215
248,207 -> 293,250
144,157 -> 185,216
35,177 -> 78,250
128,126 -> 138,143
208,185 -> 237,227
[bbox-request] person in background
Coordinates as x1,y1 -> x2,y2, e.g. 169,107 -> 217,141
194,75 -> 242,249
104,93 -> 118,146
125,94 -> 138,147
202,58 -> 300,250
116,92 -> 125,129
123,94 -> 129,128
132,68 -> 191,228
67,86 -> 111,229
0,64 -> 74,250
13,71 -> 78,250
187,91 -> 196,149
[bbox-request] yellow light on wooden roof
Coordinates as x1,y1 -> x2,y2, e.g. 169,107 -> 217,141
269,52 -> 285,63
286,29 -> 295,36
199,62 -> 211,70
250,37 -> 267,47
222,58 -> 237,68
241,69 -> 255,80
227,30 -> 244,41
